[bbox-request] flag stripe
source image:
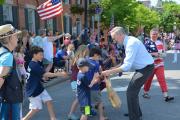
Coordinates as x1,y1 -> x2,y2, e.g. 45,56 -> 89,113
37,0 -> 63,20
37,3 -> 61,13
37,0 -> 50,9
40,7 -> 63,18
37,2 -> 53,11
41,9 -> 63,20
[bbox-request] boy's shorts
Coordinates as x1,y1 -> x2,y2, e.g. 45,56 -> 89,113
91,90 -> 102,105
71,81 -> 77,96
80,106 -> 91,115
29,90 -> 52,110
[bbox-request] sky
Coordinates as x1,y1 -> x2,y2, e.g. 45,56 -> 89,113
151,0 -> 180,6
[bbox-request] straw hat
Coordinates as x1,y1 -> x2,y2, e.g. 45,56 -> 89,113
0,24 -> 21,39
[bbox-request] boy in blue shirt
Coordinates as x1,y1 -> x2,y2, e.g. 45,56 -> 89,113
76,58 -> 95,120
54,45 -> 68,68
23,46 -> 67,120
86,47 -> 107,120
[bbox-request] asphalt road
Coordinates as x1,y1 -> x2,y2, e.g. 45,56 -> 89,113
23,52 -> 180,120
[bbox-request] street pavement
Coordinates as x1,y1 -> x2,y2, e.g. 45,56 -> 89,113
23,52 -> 180,120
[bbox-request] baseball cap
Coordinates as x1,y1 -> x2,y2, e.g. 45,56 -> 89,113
77,58 -> 91,68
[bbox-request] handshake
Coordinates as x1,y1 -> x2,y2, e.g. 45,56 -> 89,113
89,70 -> 123,88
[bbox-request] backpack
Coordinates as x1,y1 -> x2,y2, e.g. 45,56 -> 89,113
0,51 -> 23,103
0,52 -> 9,102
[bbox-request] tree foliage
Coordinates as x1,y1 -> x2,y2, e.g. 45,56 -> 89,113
99,0 -> 161,34
0,0 -> 5,5
100,0 -> 138,30
134,4 -> 160,33
159,2 -> 180,32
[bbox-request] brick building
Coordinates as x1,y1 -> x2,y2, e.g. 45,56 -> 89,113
0,0 -> 87,36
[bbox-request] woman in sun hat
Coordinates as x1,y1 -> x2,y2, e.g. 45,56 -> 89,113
0,24 -> 23,120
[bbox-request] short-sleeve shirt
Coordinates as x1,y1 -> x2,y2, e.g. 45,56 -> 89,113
77,72 -> 91,107
55,49 -> 67,61
32,36 -> 43,48
144,39 -> 158,53
86,58 -> 100,91
26,61 -> 45,97
0,47 -> 13,67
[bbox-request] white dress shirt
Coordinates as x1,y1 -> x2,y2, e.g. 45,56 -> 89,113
120,36 -> 154,72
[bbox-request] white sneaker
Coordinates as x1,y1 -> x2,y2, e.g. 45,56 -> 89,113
68,114 -> 79,120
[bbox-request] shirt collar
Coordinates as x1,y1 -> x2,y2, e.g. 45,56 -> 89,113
123,35 -> 128,48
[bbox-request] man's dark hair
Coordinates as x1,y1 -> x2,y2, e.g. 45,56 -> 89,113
30,46 -> 44,56
89,47 -> 102,57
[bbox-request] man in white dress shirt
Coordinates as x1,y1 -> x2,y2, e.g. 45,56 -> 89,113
102,27 -> 154,120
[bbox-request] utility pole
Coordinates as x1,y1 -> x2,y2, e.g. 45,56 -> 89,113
95,4 -> 102,43
84,0 -> 88,29
84,0 -> 88,44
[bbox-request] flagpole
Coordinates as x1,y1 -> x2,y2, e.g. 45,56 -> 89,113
61,1 -> 64,42
61,14 -> 64,40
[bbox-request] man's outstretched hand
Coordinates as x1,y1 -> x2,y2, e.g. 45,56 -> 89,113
89,73 -> 100,88
102,70 -> 112,77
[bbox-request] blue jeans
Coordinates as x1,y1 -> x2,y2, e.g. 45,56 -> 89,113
0,103 -> 21,120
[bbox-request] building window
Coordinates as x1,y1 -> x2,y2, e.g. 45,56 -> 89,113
64,0 -> 69,4
91,0 -> 99,2
3,4 -> 13,22
47,19 -> 53,31
76,0 -> 81,4
64,15 -> 70,33
28,9 -> 36,33
76,18 -> 81,36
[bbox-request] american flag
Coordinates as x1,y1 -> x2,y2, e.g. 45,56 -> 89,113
37,0 -> 63,20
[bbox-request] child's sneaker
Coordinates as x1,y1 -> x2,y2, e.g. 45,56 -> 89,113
68,114 -> 79,120
89,109 -> 97,117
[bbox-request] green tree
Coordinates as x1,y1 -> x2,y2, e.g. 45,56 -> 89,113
100,0 -> 138,31
134,4 -> 160,34
0,0 -> 5,5
159,2 -> 180,32
99,0 -> 160,34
